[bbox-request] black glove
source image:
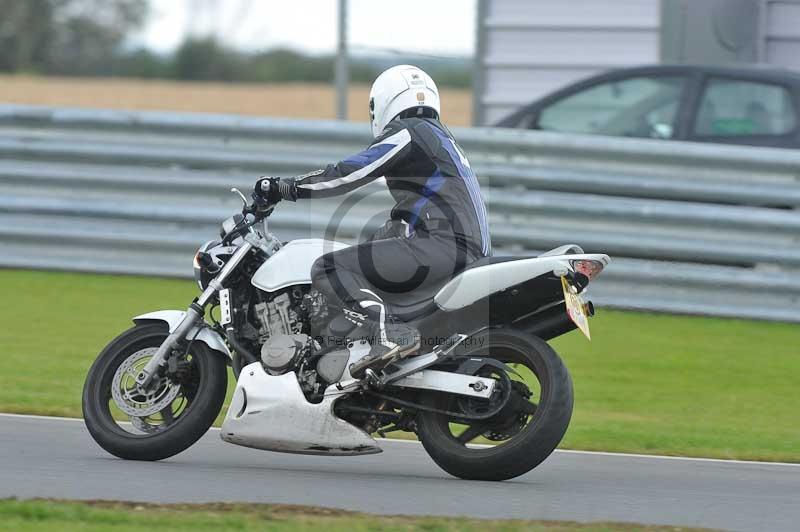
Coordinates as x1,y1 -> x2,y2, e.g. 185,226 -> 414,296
252,177 -> 281,210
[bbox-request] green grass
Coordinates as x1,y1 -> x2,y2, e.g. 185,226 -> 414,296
0,499 -> 716,532
1,268 -> 798,462
553,311 -> 800,461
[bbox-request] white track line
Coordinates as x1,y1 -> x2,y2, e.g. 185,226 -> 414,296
553,448 -> 800,467
3,412 -> 798,468
0,413 -> 85,423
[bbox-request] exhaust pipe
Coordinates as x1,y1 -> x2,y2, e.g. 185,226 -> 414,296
226,326 -> 259,368
515,300 -> 594,341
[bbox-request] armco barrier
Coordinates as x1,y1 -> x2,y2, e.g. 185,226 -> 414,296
0,104 -> 797,322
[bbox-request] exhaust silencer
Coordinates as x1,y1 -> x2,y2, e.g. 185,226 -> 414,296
517,300 -> 594,341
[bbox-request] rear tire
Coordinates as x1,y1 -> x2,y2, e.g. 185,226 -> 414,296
417,329 -> 573,481
82,323 -> 228,461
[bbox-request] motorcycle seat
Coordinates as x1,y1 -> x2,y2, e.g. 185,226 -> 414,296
376,255 -> 531,321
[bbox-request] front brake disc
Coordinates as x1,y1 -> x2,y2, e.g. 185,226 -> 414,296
130,416 -> 163,434
111,348 -> 181,417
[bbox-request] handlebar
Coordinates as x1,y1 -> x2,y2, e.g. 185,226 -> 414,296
243,198 -> 276,221
222,187 -> 277,245
231,187 -> 275,221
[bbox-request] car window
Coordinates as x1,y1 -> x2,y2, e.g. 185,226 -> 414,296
693,78 -> 796,136
536,76 -> 686,138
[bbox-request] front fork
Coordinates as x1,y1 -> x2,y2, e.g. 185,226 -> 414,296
135,241 -> 255,388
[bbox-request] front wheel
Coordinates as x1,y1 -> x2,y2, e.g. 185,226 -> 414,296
82,323 -> 228,461
417,329 -> 573,481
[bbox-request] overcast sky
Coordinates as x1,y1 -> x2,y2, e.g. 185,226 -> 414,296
136,0 -> 477,56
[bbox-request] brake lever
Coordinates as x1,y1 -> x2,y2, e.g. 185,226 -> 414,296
231,187 -> 248,207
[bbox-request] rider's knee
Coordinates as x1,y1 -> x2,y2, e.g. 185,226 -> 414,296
313,250 -> 339,273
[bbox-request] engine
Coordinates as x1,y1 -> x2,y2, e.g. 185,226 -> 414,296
251,289 -> 328,342
249,288 -> 329,386
253,292 -> 303,341
261,334 -> 312,375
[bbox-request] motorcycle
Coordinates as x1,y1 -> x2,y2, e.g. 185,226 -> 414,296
82,188 -> 610,481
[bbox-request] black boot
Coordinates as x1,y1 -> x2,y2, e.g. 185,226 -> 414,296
349,316 -> 420,379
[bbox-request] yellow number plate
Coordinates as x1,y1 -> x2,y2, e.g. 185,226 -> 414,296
561,276 -> 591,340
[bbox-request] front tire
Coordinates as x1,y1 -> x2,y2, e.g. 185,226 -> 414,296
82,323 -> 228,461
417,329 -> 573,481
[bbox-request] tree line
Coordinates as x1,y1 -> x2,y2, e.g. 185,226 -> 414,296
0,0 -> 471,87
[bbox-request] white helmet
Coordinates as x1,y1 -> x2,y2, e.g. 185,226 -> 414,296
368,65 -> 440,138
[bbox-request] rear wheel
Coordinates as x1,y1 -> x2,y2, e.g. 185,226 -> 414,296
82,323 -> 228,461
417,329 -> 573,481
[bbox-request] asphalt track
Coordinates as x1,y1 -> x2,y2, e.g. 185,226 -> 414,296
1,414 -> 797,531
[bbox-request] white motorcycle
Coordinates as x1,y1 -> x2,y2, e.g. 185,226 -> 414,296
83,189 -> 609,481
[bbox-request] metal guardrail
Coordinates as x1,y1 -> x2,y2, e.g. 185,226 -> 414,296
0,104 -> 798,322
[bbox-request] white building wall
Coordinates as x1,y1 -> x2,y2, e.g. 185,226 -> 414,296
763,1 -> 800,69
475,0 -> 661,125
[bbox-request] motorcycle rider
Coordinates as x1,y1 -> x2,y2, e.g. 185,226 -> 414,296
253,65 -> 491,378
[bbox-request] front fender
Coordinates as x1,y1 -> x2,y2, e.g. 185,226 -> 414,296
133,310 -> 232,360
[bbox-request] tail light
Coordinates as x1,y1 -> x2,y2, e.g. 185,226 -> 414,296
571,259 -> 605,281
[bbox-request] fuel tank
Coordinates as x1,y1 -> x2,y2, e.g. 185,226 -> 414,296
251,238 -> 350,293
